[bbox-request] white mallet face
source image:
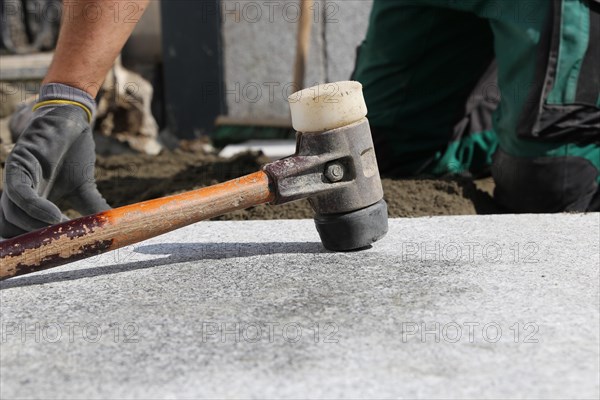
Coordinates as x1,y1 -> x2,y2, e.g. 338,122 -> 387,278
288,81 -> 368,133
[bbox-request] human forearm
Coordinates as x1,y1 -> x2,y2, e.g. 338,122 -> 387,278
43,0 -> 150,97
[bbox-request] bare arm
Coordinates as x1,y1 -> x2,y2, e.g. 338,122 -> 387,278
43,0 -> 150,97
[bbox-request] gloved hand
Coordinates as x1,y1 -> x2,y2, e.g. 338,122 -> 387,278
1,83 -> 110,238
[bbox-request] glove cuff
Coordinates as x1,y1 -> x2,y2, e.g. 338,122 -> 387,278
34,83 -> 97,123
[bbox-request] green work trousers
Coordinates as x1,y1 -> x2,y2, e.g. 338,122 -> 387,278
353,0 -> 600,212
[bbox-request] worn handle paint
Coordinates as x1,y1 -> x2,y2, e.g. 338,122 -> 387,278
0,171 -> 274,280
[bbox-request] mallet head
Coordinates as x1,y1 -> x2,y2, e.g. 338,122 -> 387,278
264,81 -> 388,251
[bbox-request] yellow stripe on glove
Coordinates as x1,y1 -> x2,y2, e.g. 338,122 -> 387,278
32,100 -> 93,123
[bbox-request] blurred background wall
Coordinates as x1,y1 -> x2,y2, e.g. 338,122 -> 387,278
0,0 -> 373,143
221,0 -> 372,120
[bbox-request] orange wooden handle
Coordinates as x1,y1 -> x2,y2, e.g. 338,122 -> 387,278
0,171 -> 274,280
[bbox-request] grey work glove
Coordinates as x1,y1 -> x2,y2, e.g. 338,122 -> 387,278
1,83 -> 110,238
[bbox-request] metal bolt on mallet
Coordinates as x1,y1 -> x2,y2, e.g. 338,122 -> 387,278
325,162 -> 345,182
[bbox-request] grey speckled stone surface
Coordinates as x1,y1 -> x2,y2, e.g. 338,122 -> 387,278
1,215 -> 599,399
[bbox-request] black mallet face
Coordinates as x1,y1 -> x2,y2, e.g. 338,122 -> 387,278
314,199 -> 389,252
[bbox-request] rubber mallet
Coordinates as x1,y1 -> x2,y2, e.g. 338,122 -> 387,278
0,81 -> 388,280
